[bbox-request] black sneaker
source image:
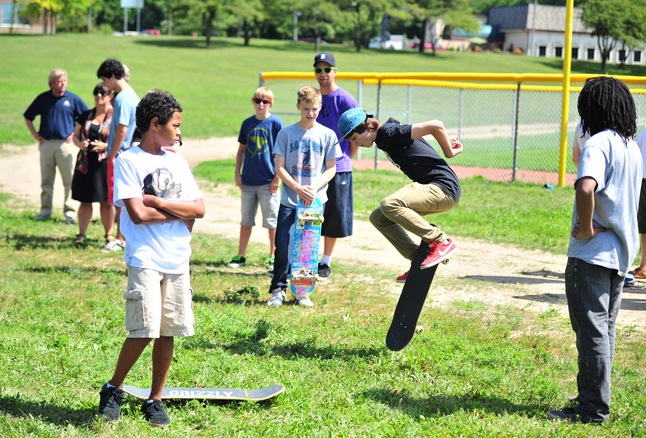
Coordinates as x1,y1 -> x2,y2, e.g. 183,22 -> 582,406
141,399 -> 171,428
318,263 -> 331,280
547,407 -> 600,424
98,383 -> 125,422
227,255 -> 246,268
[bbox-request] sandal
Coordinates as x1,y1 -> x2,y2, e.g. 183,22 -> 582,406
74,233 -> 86,246
630,268 -> 646,279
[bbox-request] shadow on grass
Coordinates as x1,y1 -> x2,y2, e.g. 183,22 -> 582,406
134,38 -> 241,50
220,330 -> 384,360
0,392 -> 94,428
23,265 -> 126,276
514,293 -> 646,312
8,233 -> 75,250
465,274 -> 563,286
363,388 -> 540,420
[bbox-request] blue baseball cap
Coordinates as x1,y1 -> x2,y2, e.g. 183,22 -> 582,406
338,108 -> 369,140
313,52 -> 336,67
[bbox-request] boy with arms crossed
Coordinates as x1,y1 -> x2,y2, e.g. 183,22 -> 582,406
267,86 -> 338,307
98,90 -> 205,428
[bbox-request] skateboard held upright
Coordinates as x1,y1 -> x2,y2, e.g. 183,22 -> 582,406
289,197 -> 324,300
386,240 -> 446,351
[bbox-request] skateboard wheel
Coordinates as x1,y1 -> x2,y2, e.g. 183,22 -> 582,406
442,259 -> 449,265
415,325 -> 424,334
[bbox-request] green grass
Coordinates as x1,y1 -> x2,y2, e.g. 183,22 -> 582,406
3,34 -> 646,148
1,186 -> 645,437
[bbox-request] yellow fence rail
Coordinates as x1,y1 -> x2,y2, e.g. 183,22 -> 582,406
260,72 -> 646,186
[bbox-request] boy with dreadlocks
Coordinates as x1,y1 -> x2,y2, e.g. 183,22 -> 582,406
547,77 -> 641,424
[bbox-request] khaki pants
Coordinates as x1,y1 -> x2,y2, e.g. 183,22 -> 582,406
369,182 -> 456,260
39,139 -> 75,217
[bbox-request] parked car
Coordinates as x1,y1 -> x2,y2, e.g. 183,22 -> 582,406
411,41 -> 446,50
140,29 -> 161,36
369,35 -> 405,51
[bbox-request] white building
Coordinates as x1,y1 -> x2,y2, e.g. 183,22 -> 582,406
488,4 -> 644,65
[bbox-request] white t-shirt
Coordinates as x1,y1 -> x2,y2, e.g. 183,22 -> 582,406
114,146 -> 203,274
568,129 -> 642,275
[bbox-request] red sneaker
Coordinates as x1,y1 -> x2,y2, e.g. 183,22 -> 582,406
396,271 -> 409,283
420,238 -> 456,269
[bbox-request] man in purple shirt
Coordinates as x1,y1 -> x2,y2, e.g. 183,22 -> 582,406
313,52 -> 360,280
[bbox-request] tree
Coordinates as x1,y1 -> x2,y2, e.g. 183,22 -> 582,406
614,0 -> 646,69
406,0 -> 480,56
580,0 -> 627,72
338,0 -> 400,52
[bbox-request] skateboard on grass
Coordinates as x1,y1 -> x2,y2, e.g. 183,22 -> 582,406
386,240 -> 447,351
289,197 -> 324,300
122,384 -> 285,401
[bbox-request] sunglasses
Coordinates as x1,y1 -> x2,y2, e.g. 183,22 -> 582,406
93,90 -> 108,97
314,67 -> 335,74
253,98 -> 271,105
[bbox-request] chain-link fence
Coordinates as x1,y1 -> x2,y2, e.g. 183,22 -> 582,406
260,72 -> 646,186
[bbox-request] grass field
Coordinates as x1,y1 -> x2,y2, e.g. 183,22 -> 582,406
2,34 -> 646,436
1,170 -> 646,436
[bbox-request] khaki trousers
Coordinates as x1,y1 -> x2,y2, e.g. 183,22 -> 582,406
38,139 -> 76,217
369,182 -> 456,260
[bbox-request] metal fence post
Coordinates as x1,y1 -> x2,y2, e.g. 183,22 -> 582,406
511,83 -> 521,182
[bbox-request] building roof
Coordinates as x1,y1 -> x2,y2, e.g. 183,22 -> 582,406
488,4 -> 591,33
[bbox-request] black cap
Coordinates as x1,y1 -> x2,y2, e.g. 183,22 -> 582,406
313,52 -> 336,67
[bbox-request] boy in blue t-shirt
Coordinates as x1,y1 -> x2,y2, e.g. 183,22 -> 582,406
267,86 -> 339,307
228,87 -> 284,271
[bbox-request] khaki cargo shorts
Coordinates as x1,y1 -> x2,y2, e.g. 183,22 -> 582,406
124,266 -> 195,338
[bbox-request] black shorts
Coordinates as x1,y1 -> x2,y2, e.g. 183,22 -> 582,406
322,171 -> 353,238
638,179 -> 646,234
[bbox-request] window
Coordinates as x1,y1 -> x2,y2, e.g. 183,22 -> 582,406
539,45 -> 547,57
619,49 -> 627,62
587,48 -> 595,60
555,47 -> 563,58
1,3 -> 25,25
571,47 -> 579,59
635,51 -> 642,63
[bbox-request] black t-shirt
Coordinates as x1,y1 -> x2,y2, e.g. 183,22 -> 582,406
375,118 -> 461,202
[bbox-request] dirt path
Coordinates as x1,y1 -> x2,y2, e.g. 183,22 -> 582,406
2,138 -> 645,330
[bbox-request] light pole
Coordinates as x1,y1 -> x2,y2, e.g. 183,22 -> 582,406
293,10 -> 301,42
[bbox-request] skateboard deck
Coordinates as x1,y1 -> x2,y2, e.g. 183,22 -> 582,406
386,241 -> 441,351
289,198 -> 324,299
122,384 -> 285,401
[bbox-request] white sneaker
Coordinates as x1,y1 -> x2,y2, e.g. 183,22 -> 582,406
267,288 -> 286,307
101,240 -> 125,253
297,297 -> 314,307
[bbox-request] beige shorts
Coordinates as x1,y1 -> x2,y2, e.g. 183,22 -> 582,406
124,266 -> 195,338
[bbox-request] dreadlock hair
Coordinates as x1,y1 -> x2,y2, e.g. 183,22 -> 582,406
577,76 -> 637,142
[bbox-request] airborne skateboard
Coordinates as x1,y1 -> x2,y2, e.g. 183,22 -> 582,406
122,384 -> 285,401
289,197 -> 324,300
386,241 -> 447,351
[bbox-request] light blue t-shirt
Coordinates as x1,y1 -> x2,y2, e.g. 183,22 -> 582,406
273,122 -> 339,206
108,87 -> 139,155
568,129 -> 642,276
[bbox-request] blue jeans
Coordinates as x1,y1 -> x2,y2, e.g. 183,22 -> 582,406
269,204 -> 296,292
564,257 -> 623,423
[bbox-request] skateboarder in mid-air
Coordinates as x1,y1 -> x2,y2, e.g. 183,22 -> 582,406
338,108 -> 462,281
